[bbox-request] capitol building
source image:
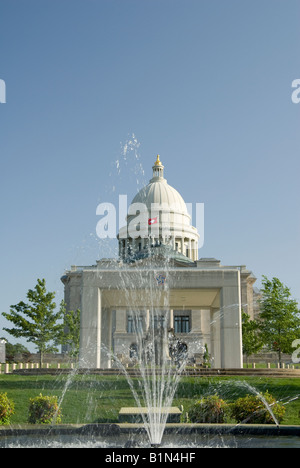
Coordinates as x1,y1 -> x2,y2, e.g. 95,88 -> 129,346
62,156 -> 259,369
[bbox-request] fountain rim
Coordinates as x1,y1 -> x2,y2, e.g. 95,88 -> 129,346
1,422 -> 300,438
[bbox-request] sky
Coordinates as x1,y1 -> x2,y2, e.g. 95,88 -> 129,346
0,0 -> 299,350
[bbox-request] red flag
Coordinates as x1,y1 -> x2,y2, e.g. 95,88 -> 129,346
148,217 -> 158,225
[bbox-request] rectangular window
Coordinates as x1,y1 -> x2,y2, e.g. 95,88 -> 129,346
127,315 -> 143,333
174,316 -> 190,333
153,315 -> 166,329
127,316 -> 134,333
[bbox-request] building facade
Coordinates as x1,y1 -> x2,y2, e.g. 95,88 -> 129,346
62,156 -> 258,369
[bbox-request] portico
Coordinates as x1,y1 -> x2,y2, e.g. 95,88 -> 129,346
63,258 -> 243,369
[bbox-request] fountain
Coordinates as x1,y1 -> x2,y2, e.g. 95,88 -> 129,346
111,299 -> 190,447
92,236 -> 189,447
1,139 -> 300,449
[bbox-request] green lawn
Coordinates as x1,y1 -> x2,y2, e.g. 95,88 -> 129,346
1,374 -> 300,425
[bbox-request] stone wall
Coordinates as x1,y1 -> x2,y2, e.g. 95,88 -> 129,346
11,353 -> 70,364
244,352 -> 295,365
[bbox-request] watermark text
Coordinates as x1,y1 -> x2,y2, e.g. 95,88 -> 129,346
96,195 -> 204,248
292,339 -> 300,364
291,79 -> 300,104
0,79 -> 6,103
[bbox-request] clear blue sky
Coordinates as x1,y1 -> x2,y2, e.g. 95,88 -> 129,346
0,0 -> 299,349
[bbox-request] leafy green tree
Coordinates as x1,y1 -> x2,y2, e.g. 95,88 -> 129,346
2,279 -> 64,367
242,311 -> 263,367
258,276 -> 300,367
59,302 -> 80,361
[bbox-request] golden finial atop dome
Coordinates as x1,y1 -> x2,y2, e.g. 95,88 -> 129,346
154,154 -> 162,166
152,154 -> 164,180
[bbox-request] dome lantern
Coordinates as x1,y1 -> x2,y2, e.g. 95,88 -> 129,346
152,155 -> 164,180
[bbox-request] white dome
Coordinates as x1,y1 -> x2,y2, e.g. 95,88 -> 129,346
131,178 -> 188,216
130,154 -> 189,220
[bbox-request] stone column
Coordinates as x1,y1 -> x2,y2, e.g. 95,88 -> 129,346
113,309 -> 128,359
100,308 -> 112,368
169,309 -> 174,329
194,240 -> 198,260
191,240 -> 195,260
188,238 -> 192,259
145,309 -> 150,331
191,309 -> 201,333
210,308 -> 221,368
181,238 -> 184,255
201,308 -> 211,348
220,280 -> 243,368
79,283 -> 102,368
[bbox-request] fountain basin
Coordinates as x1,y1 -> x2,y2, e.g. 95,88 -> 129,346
1,423 -> 300,448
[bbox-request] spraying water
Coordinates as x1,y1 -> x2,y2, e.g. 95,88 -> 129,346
97,138 -> 193,445
235,381 -> 280,427
104,252 -> 190,446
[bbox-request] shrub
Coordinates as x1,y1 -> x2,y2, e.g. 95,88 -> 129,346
0,392 -> 15,425
28,393 -> 62,424
230,391 -> 286,424
188,394 -> 228,423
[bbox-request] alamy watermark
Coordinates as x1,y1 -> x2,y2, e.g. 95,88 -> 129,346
0,79 -> 6,103
292,339 -> 300,364
96,195 -> 204,248
291,79 -> 300,104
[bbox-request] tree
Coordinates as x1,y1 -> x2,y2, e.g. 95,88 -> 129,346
258,276 -> 300,367
60,303 -> 80,361
242,311 -> 263,367
2,279 -> 64,367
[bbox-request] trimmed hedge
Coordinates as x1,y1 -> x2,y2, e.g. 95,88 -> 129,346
28,393 -> 62,424
0,392 -> 15,425
230,391 -> 286,424
188,394 -> 228,423
187,391 -> 286,424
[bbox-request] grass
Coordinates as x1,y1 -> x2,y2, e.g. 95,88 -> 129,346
174,376 -> 300,425
0,374 -> 300,425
